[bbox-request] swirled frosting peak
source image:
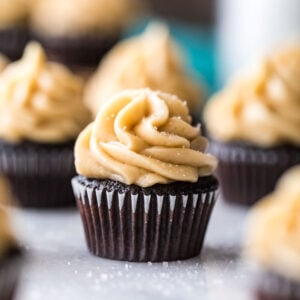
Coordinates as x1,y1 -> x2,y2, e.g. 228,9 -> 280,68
205,43 -> 300,147
75,89 -> 217,187
0,42 -> 91,143
85,23 -> 203,116
245,166 -> 300,281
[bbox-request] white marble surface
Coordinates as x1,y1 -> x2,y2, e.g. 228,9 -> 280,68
12,200 -> 255,300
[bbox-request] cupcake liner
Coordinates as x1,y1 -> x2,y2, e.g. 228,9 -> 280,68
209,139 -> 300,206
0,28 -> 29,61
31,32 -> 120,67
72,176 -> 218,262
255,270 -> 300,300
0,247 -> 23,300
0,140 -> 76,208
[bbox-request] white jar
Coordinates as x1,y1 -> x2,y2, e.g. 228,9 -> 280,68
217,0 -> 300,86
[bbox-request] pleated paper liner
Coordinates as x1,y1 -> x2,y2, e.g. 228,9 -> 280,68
72,176 -> 218,262
0,140 -> 76,208
0,247 -> 23,300
208,139 -> 300,206
255,270 -> 300,300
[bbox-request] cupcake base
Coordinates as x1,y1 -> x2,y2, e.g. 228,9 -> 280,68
0,140 -> 76,208
72,176 -> 218,262
255,270 -> 300,300
209,139 -> 300,206
0,247 -> 23,300
31,32 -> 120,69
0,27 -> 29,61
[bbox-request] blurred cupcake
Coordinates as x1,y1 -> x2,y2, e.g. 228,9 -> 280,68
0,0 -> 30,60
245,166 -> 300,300
30,0 -> 143,76
72,88 -> 218,262
85,23 -> 204,120
0,42 -> 91,208
0,202 -> 23,300
204,44 -> 300,206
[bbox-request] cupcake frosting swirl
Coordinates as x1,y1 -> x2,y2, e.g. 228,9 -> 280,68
0,0 -> 28,28
85,23 -> 203,116
245,166 -> 300,281
75,89 -> 217,187
205,44 -> 300,147
0,42 -> 91,143
30,0 -> 142,36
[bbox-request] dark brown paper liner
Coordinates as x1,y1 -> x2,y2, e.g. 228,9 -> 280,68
72,176 -> 218,262
0,247 -> 23,300
31,31 -> 120,68
0,140 -> 76,208
255,270 -> 300,300
208,139 -> 300,206
0,28 -> 29,61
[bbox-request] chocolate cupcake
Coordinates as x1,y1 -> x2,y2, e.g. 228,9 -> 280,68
84,22 -> 204,120
0,0 -> 30,60
204,44 -> 300,206
0,42 -> 91,208
29,0 -> 143,77
244,166 -> 300,300
72,89 -> 218,262
0,204 -> 23,300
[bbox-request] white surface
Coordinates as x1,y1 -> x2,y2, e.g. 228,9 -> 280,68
217,0 -> 300,85
12,200 -> 255,300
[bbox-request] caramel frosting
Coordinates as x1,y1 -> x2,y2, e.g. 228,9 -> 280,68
30,0 -> 142,36
245,166 -> 300,281
0,204 -> 16,258
0,176 -> 17,257
0,54 -> 8,72
0,0 -> 28,28
75,89 -> 217,187
205,44 -> 300,147
0,42 -> 91,143
85,23 -> 203,116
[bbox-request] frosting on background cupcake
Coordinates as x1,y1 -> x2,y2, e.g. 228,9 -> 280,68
205,44 -> 300,147
0,42 -> 91,143
245,166 -> 300,281
85,23 -> 203,116
30,0 -> 142,37
0,0 -> 28,29
75,89 -> 216,187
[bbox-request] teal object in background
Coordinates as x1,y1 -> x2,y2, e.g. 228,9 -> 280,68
125,19 -> 216,97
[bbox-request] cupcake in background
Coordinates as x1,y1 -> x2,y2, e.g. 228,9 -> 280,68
245,166 -> 300,300
29,0 -> 144,77
85,23 -> 204,120
72,88 -> 218,262
0,200 -> 23,300
204,43 -> 300,206
0,0 -> 29,60
0,42 -> 91,208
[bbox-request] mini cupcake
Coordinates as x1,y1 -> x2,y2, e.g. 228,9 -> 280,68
245,166 -> 300,300
72,88 -> 218,262
29,0 -> 143,76
85,23 -> 204,120
204,44 -> 300,206
0,203 -> 23,300
0,42 -> 91,208
0,0 -> 29,60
